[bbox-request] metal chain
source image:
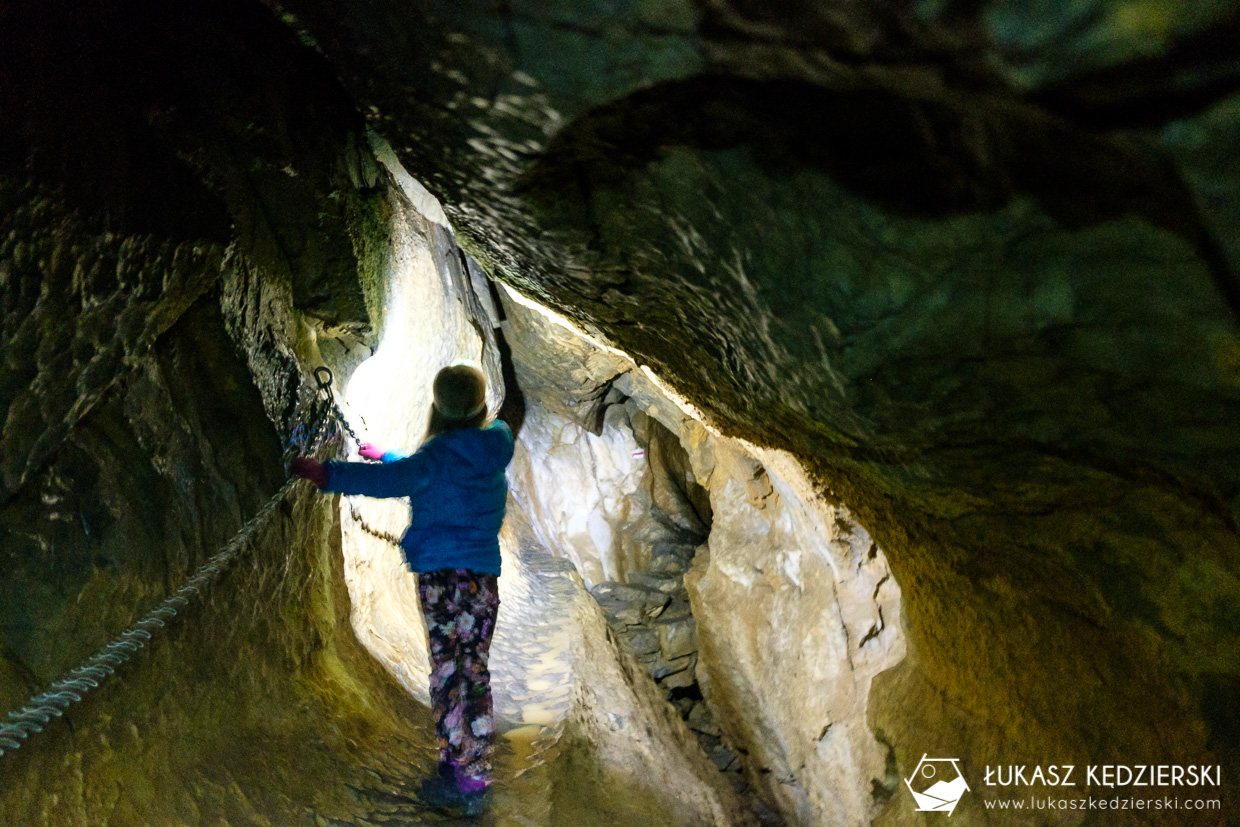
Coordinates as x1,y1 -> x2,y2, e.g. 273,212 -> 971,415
347,504 -> 403,547
314,367 -> 362,447
0,373 -> 341,758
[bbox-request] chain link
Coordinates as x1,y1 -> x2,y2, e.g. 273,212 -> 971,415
347,504 -> 404,547
314,367 -> 362,447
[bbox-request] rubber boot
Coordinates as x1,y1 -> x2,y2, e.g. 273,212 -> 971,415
456,775 -> 493,816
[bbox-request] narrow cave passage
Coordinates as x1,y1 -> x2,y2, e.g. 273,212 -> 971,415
3,1 -> 1238,825
0,13 -> 904,811
290,167 -> 888,822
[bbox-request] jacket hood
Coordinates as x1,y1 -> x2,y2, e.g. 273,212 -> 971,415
435,425 -> 513,473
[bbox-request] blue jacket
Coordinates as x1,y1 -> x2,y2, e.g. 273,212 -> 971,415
322,421 -> 514,576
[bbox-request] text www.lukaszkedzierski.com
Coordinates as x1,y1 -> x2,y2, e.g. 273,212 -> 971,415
984,796 -> 1221,812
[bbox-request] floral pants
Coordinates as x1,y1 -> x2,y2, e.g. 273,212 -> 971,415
417,568 -> 500,784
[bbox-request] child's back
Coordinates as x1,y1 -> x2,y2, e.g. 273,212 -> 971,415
322,421 -> 514,574
290,362 -> 512,814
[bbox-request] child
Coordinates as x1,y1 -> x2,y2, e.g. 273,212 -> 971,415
290,363 -> 514,814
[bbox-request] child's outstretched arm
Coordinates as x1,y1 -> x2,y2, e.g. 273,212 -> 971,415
322,451 -> 429,498
290,452 -> 428,498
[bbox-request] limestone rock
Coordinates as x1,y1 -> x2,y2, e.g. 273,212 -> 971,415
628,571 -> 684,594
686,441 -> 904,825
646,417 -> 712,536
649,654 -> 695,681
656,616 -> 698,661
649,552 -> 687,575
688,703 -> 721,737
621,626 -> 661,657
656,595 -> 695,623
661,666 -> 699,691
709,746 -> 739,773
593,593 -> 645,628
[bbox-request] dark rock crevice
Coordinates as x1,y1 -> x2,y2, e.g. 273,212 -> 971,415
1032,11 -> 1240,130
518,75 -> 1201,230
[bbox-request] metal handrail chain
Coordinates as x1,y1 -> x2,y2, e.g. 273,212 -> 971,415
0,370 -> 345,757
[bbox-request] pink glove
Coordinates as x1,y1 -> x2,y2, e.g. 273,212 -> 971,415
358,442 -> 386,461
289,457 -> 328,488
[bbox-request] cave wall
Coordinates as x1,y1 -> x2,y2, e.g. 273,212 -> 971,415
686,442 -> 905,825
511,389 -> 656,586
503,292 -> 905,824
492,503 -> 753,827
0,232 -> 433,824
501,287 -> 673,586
0,1 -> 438,821
1,0 -> 1237,823
261,1 -> 1240,823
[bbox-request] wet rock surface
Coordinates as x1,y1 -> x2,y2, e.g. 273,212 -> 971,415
0,2 -> 438,821
262,2 -> 1240,823
0,294 -> 436,824
590,554 -> 747,794
505,293 -> 903,825
1,0 -> 1238,825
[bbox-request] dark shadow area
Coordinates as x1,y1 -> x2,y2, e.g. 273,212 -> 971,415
515,74 -> 1240,323
517,75 -> 1197,230
0,0 -> 376,322
1033,8 -> 1240,130
495,325 -> 528,439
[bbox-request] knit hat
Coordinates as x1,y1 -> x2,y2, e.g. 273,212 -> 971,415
432,363 -> 487,421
